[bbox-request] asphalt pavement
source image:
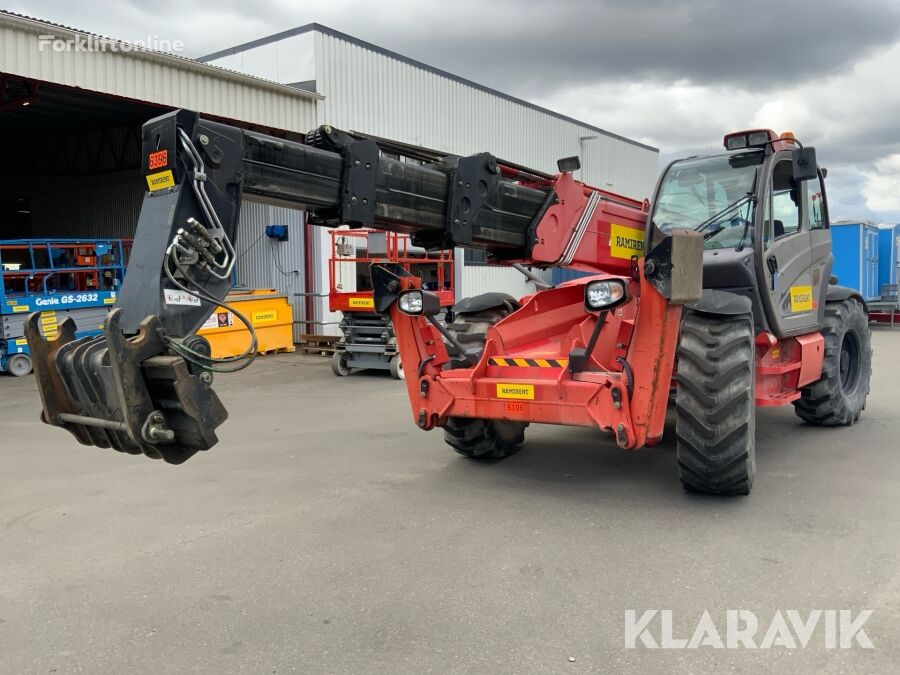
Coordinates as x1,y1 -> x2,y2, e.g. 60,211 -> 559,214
1,327 -> 899,673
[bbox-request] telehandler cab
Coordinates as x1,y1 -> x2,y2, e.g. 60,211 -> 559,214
27,112 -> 871,495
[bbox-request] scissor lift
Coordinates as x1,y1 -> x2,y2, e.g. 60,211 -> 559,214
1,238 -> 130,375
328,229 -> 453,379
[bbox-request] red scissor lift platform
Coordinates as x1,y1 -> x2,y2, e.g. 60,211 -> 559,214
329,229 -> 454,379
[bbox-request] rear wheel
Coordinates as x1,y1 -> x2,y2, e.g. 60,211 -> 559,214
442,296 -> 527,459
444,417 -> 526,459
331,351 -> 351,377
389,354 -> 404,380
793,299 -> 872,426
675,310 -> 756,496
6,353 -> 32,377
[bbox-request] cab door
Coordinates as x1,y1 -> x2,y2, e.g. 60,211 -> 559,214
805,170 -> 833,325
758,155 -> 819,337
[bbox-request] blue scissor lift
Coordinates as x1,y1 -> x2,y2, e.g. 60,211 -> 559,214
1,238 -> 130,376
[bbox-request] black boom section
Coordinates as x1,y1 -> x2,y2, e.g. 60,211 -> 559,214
120,110 -> 549,339
25,109 -> 552,462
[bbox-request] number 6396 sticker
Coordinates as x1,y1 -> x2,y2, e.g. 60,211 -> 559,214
505,402 -> 526,414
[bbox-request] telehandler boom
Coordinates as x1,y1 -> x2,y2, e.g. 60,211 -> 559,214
27,111 -> 871,494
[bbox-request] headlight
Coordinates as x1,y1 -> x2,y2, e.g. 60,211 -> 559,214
584,279 -> 628,311
398,290 -> 424,315
397,289 -> 442,317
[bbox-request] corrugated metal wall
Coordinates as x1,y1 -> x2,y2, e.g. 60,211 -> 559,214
0,14 -> 320,134
233,201 -> 308,342
312,31 -> 658,200
461,265 -> 551,300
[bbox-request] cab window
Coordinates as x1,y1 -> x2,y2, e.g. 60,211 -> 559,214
767,159 -> 801,241
806,175 -> 827,229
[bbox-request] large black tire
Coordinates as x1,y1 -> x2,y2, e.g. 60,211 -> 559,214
445,305 -> 515,369
793,299 -> 872,426
444,418 -> 526,459
442,297 -> 526,459
675,310 -> 756,496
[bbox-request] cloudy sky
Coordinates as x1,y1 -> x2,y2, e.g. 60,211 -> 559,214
11,0 -> 900,222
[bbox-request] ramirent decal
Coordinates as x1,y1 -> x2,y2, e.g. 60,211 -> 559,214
489,357 -> 568,368
348,297 -> 375,309
253,310 -> 278,324
790,285 -> 814,312
146,170 -> 175,192
609,223 -> 645,259
496,383 -> 535,400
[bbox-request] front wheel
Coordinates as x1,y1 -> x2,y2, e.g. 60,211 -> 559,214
793,299 -> 872,426
675,310 -> 756,496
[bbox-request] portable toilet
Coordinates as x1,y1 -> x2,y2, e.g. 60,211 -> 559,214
878,224 -> 899,294
830,221 -> 880,301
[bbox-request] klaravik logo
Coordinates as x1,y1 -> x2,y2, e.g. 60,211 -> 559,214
624,609 -> 874,649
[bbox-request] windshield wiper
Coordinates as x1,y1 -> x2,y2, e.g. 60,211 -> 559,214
696,168 -> 760,236
695,193 -> 754,233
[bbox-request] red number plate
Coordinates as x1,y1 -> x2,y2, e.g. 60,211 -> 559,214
505,402 -> 526,414
148,149 -> 168,170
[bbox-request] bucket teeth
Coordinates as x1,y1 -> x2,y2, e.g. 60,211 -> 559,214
25,309 -> 228,464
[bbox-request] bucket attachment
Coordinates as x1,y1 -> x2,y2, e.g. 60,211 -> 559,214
25,309 -> 228,464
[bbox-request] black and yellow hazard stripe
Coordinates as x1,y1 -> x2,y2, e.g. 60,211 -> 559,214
488,357 -> 569,368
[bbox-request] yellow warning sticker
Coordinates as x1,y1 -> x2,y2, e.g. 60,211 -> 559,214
349,297 -> 375,309
496,383 -> 535,400
252,310 -> 278,324
14,339 -> 27,346
790,285 -> 814,313
609,223 -> 645,259
146,170 -> 175,192
103,297 -> 115,305
12,305 -> 28,313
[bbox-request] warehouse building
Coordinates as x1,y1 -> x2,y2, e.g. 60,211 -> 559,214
0,12 -> 658,339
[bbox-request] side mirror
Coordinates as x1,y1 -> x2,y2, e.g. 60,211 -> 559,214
792,146 -> 818,182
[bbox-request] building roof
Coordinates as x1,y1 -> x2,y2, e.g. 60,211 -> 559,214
0,10 -> 323,101
198,23 -> 658,153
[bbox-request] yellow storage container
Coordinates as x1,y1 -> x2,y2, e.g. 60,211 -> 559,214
197,289 -> 295,359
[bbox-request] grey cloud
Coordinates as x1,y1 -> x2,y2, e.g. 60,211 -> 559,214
12,0 -> 900,96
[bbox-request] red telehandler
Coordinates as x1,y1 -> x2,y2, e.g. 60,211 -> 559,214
27,112 -> 872,495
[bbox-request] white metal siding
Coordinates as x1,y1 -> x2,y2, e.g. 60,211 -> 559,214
233,201 -> 308,342
0,16 -> 319,134
461,265 -> 551,301
312,32 -> 658,200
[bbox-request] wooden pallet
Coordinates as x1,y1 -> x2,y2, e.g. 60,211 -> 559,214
257,345 -> 297,356
300,334 -> 340,355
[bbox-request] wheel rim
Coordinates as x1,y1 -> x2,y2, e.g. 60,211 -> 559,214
8,355 -> 31,377
839,330 -> 861,394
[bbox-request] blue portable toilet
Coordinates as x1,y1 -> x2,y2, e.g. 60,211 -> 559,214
878,225 -> 899,293
830,221 -> 880,301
